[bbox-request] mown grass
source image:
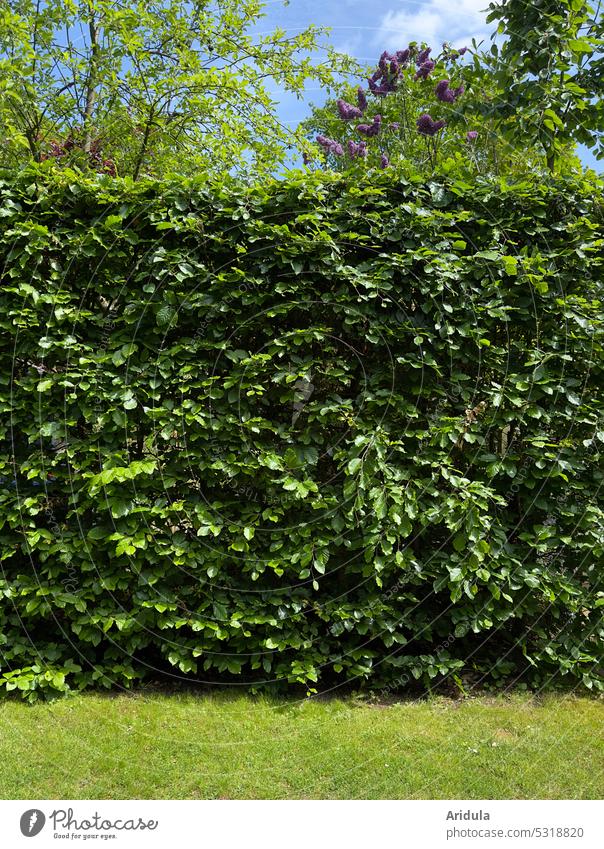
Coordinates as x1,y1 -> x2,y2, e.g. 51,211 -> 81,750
0,692 -> 602,799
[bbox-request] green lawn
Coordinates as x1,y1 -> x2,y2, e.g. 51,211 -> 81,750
0,692 -> 602,799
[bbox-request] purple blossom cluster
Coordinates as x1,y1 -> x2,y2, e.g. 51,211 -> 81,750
348,140 -> 368,158
368,75 -> 394,96
337,99 -> 363,120
435,79 -> 465,103
40,131 -> 116,175
414,60 -> 436,81
367,48 -> 411,96
357,114 -> 382,137
312,41 -> 474,167
416,113 -> 446,136
316,134 -> 344,156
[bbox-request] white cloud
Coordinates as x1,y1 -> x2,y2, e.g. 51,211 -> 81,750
375,0 -> 492,53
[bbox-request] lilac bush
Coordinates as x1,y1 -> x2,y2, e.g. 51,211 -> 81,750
311,40 -> 478,172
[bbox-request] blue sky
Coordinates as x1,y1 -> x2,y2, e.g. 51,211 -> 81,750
257,0 -> 493,126
256,0 -> 599,170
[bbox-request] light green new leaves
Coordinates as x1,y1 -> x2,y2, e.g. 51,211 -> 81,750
0,0 -> 352,179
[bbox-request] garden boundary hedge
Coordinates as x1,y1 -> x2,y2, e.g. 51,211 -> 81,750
0,167 -> 603,700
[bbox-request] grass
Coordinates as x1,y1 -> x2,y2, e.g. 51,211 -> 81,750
0,691 -> 602,799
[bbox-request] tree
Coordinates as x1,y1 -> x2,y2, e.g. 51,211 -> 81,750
303,44 -> 465,174
0,0 -> 354,179
304,42 -> 579,176
302,42 -> 579,178
484,0 -> 603,171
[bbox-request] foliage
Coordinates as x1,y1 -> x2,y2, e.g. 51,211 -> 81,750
0,165 -> 603,702
302,43 -> 581,178
0,0 -> 354,179
484,0 -> 603,169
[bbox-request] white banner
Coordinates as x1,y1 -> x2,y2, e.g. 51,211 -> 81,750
0,800 -> 601,848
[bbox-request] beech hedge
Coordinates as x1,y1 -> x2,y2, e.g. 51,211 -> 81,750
0,167 -> 603,701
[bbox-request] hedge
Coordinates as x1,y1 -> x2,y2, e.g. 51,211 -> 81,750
0,166 -> 603,701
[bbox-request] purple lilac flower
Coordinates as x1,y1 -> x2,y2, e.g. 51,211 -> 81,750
380,153 -> 390,168
389,122 -> 400,130
416,114 -> 431,135
369,69 -> 396,95
374,81 -> 393,96
367,50 -> 404,96
416,113 -> 446,136
435,80 -> 465,102
458,46 -> 468,55
378,50 -> 394,72
357,88 -> 368,113
357,114 -> 382,138
347,139 -> 370,159
435,79 -> 465,103
337,99 -> 363,120
414,60 -> 435,81
435,79 -> 455,102
316,135 -> 344,156
48,141 -> 66,158
302,152 -> 311,165
396,48 -> 410,64
416,47 -> 432,65
466,130 -> 478,141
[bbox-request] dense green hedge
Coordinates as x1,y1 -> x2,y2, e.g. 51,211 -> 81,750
0,167 -> 603,701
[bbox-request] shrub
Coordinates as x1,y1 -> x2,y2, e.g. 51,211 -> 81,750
0,166 -> 602,700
